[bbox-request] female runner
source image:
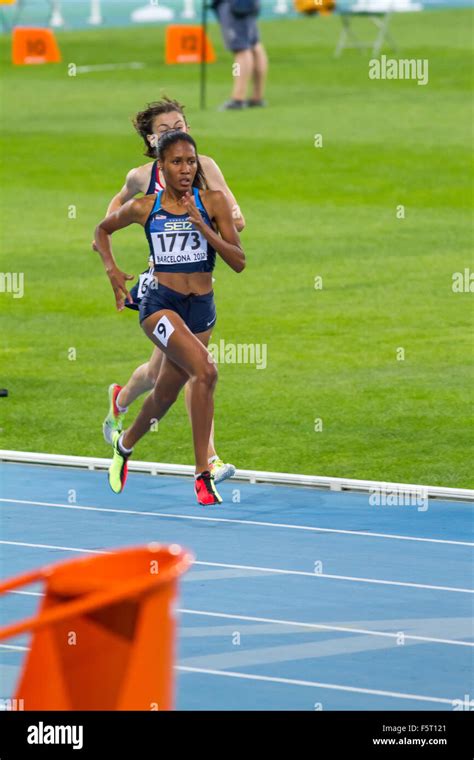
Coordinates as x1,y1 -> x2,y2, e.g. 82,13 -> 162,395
94,131 -> 245,505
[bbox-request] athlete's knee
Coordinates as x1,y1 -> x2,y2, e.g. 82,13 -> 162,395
194,358 -> 218,389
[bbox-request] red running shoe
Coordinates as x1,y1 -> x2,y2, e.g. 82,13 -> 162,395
195,470 -> 222,505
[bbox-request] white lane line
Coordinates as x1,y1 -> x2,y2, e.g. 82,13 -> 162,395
178,609 -> 474,648
1,541 -> 472,594
0,643 -> 455,704
176,667 -> 455,705
196,560 -> 473,593
1,498 -> 472,547
75,62 -> 145,73
0,540 -> 102,554
7,592 -> 473,647
0,644 -> 28,651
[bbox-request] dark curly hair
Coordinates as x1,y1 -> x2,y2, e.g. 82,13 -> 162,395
133,98 -> 188,158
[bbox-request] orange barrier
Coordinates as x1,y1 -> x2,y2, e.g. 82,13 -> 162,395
0,543 -> 193,710
12,27 -> 61,65
293,0 -> 335,15
165,25 -> 215,65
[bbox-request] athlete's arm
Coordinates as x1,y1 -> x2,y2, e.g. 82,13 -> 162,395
182,191 -> 245,273
105,165 -> 149,214
200,155 -> 246,232
91,165 -> 151,251
94,197 -> 152,310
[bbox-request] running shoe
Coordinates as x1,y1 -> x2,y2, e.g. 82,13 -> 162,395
209,458 -> 236,484
108,431 -> 131,494
103,383 -> 126,444
195,470 -> 222,506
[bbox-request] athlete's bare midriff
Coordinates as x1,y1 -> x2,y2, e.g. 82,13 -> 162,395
155,271 -> 213,296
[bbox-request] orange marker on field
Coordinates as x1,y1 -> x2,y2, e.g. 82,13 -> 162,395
12,27 -> 61,65
165,25 -> 215,65
0,544 -> 193,709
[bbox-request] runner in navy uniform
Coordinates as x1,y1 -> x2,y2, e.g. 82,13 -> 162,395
97,98 -> 244,483
94,132 -> 245,505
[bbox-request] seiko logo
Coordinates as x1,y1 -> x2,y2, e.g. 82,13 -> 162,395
163,221 -> 193,231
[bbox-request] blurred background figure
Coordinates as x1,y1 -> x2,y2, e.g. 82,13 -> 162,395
212,0 -> 268,110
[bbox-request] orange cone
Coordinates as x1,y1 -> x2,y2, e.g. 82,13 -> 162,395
165,25 -> 216,65
12,27 -> 62,65
0,544 -> 193,710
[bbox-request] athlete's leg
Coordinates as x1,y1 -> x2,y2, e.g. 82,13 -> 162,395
105,339 -> 224,466
102,347 -> 164,443
107,349 -> 188,495
122,311 -> 217,474
116,347 -> 164,408
182,335 -> 235,482
182,331 -> 217,460
121,354 -> 188,450
182,333 -> 235,481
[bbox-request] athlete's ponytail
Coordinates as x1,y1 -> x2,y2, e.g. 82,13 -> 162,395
156,131 -> 207,190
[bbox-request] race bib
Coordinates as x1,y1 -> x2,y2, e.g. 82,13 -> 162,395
137,269 -> 154,299
151,227 -> 208,266
153,315 -> 175,348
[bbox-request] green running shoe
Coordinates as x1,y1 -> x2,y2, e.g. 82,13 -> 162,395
209,458 -> 236,484
108,431 -> 131,494
103,383 -> 126,444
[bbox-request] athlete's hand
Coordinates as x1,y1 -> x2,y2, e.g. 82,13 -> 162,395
107,266 -> 134,311
180,191 -> 204,230
91,240 -> 99,252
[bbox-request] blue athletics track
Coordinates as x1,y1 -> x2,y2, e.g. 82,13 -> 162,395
0,461 -> 472,711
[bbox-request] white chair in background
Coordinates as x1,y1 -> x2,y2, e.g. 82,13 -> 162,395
334,0 -> 423,58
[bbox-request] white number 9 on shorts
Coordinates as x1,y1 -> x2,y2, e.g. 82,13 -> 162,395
152,315 -> 175,348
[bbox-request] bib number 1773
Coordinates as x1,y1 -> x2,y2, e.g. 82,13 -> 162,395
157,231 -> 201,253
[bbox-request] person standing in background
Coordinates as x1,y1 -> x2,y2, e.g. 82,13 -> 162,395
213,0 -> 268,110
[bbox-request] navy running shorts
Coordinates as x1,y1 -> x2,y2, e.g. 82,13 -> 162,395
139,281 -> 217,334
215,1 -> 260,52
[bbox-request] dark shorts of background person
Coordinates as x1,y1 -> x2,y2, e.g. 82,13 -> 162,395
139,281 -> 217,334
213,0 -> 260,52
